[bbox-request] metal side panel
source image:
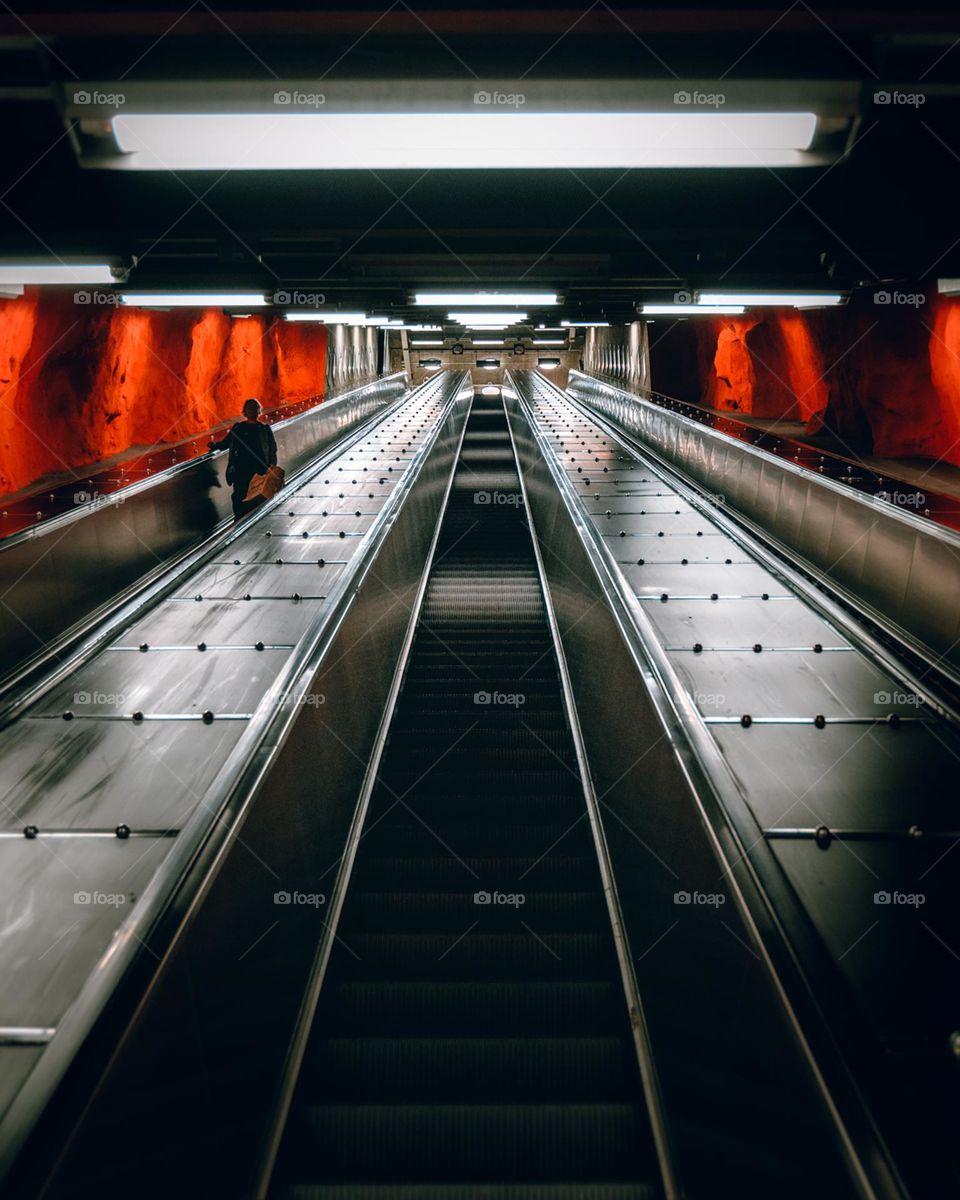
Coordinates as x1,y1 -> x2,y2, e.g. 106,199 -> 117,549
0,372 -> 473,1198
0,373 -> 408,683
566,369 -> 960,691
511,369 -> 960,1200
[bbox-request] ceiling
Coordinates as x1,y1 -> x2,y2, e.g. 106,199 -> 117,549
2,2 -> 960,324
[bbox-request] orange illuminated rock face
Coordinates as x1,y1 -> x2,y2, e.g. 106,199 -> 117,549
0,289 -> 328,496
651,294 -> 960,467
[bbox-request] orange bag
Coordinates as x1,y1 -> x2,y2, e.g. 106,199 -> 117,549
244,464 -> 286,503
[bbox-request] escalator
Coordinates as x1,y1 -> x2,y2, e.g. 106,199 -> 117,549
270,392 -> 659,1198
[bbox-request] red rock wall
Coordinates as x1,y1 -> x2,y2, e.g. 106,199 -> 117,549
649,293 -> 960,466
0,289 -> 328,496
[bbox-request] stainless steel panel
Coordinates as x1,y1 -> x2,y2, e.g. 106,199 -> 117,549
566,369 -> 960,687
623,562 -> 785,596
769,839 -> 958,1046
0,717 -> 242,829
170,561 -> 347,601
607,534 -> 748,564
0,1052 -> 43,1123
710,723 -> 957,831
642,597 -> 844,649
668,648 -> 921,718
120,596 -> 320,648
32,646 -> 285,718
0,837 -> 173,1027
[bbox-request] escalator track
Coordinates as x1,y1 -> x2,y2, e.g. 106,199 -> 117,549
270,391 -> 658,1199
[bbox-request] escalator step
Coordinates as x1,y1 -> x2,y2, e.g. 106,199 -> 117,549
349,855 -> 598,889
305,1037 -> 637,1100
286,1185 -> 656,1200
338,933 -> 614,979
270,395 -> 653,1196
291,1103 -> 648,1180
340,891 -> 607,933
323,981 -> 629,1036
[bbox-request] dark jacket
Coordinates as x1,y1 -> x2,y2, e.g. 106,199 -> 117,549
213,420 -> 278,487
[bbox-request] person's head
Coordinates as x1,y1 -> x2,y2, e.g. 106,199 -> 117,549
242,398 -> 262,422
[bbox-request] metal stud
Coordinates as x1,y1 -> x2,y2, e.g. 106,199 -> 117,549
116,823 -> 130,839
814,825 -> 831,848
202,711 -> 215,724
814,714 -> 826,728
740,714 -> 752,727
24,825 -> 38,839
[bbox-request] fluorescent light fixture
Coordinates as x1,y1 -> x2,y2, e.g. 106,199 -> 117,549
533,338 -> 565,345
536,325 -> 566,331
449,311 -> 527,324
538,359 -> 561,369
411,339 -> 443,346
284,311 -> 366,322
0,262 -> 119,285
465,324 -> 510,331
937,279 -> 960,296
697,291 -> 845,308
471,339 -> 505,346
641,304 -> 746,315
560,320 -> 609,327
415,291 -> 558,306
109,112 -> 819,170
395,324 -> 442,331
481,385 -> 501,396
121,291 -> 268,308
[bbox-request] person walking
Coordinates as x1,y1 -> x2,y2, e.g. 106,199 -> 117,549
209,398 -> 278,521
